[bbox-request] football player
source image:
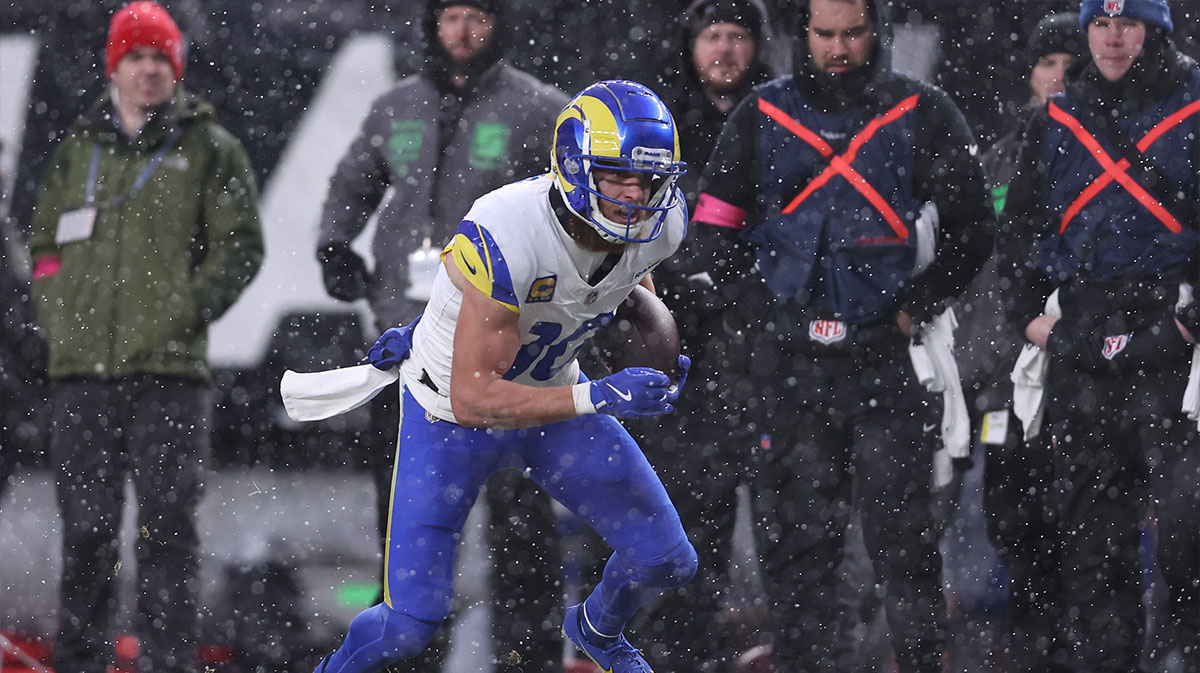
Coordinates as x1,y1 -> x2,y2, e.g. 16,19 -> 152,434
315,80 -> 696,673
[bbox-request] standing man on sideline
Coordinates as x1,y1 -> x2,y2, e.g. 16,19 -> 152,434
670,0 -> 773,204
691,0 -> 993,670
629,1 -> 771,670
313,80 -> 697,673
315,1 -> 569,668
997,1 -> 1199,671
27,3 -> 263,672
981,12 -> 1082,200
957,12 -> 1080,672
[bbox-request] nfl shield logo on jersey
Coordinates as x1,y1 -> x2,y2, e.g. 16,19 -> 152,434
809,319 -> 847,345
1101,333 -> 1131,360
1104,0 -> 1125,13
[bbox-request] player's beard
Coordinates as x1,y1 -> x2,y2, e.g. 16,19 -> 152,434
568,217 -> 629,254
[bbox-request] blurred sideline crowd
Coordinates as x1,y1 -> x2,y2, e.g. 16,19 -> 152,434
0,1 -> 1198,673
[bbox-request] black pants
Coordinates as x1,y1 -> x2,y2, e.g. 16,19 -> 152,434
980,403 -> 1066,672
50,376 -> 210,673
369,385 -> 563,672
626,399 -> 746,672
749,348 -> 946,673
1044,363 -> 1199,673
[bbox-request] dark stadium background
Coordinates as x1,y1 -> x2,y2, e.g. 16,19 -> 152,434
1,2 -> 1197,671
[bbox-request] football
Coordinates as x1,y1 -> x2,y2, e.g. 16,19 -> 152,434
591,284 -> 681,379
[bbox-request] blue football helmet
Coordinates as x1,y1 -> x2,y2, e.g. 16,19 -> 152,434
551,80 -> 687,243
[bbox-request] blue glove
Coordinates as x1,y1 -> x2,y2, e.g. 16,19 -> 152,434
367,316 -> 422,370
588,367 -> 674,418
665,355 -> 691,403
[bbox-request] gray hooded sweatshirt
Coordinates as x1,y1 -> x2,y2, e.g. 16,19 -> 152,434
318,9 -> 568,330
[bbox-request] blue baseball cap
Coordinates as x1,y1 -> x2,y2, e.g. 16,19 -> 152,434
1080,0 -> 1173,33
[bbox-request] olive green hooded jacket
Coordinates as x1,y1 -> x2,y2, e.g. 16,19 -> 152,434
30,88 -> 263,381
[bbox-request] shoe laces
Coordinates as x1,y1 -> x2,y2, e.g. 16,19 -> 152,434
601,637 -> 653,672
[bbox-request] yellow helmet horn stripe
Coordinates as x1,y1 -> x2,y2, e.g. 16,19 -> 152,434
573,95 -> 621,158
672,121 -> 681,162
552,94 -> 622,194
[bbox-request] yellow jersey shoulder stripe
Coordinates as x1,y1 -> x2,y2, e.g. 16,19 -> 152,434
444,220 -> 520,314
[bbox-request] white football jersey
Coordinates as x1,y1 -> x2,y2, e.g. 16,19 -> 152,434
400,174 -> 687,423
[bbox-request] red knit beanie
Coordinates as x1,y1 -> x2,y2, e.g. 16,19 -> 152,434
105,1 -> 185,80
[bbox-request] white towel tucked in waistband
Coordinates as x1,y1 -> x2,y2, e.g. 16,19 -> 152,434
909,307 -> 969,490
1010,289 -> 1060,441
280,364 -> 399,422
1184,345 -> 1200,430
1011,345 -> 1047,441
1177,284 -> 1199,430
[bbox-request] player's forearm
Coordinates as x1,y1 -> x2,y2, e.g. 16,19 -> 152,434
450,378 -> 579,429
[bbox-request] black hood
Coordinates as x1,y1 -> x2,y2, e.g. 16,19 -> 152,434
682,0 -> 766,52
678,0 -> 773,99
1066,28 -> 1194,114
791,0 -> 894,109
422,1 -> 505,94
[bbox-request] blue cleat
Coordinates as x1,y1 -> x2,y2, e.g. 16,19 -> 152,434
562,603 -> 654,673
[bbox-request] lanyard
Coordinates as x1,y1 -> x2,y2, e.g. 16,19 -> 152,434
85,129 -> 182,208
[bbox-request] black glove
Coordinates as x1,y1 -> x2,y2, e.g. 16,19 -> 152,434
1050,308 -> 1191,375
317,243 -> 368,302
1108,309 -> 1193,374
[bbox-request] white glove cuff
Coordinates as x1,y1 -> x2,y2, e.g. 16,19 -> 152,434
572,382 -> 598,416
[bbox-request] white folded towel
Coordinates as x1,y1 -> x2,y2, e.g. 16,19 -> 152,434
909,307 -> 969,490
912,201 -> 939,276
1010,289 -> 1061,440
1011,345 -> 1047,440
1184,345 -> 1200,430
280,364 -> 399,422
1177,284 -> 1199,430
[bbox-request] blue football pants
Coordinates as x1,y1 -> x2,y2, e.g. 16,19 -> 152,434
317,388 -> 697,672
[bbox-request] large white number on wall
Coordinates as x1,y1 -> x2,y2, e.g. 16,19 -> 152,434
207,34 -> 393,368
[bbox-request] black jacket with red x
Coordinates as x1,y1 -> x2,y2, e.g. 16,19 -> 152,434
998,39 -> 1200,339
691,0 -> 993,329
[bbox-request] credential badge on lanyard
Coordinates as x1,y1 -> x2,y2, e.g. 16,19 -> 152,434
406,237 -> 440,302
55,206 -> 98,245
55,130 -> 182,246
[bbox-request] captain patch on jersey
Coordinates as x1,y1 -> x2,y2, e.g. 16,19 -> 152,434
527,275 -> 558,303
